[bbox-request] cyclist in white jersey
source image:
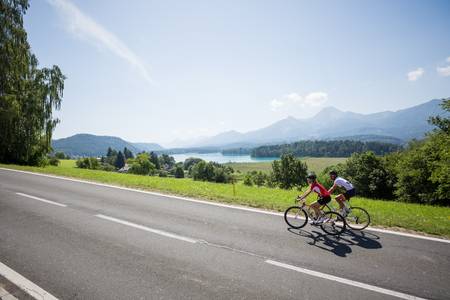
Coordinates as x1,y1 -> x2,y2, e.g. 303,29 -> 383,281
328,171 -> 356,216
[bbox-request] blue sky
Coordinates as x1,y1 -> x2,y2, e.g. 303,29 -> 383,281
25,0 -> 450,146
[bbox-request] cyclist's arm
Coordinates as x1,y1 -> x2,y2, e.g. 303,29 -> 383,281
298,188 -> 312,200
328,183 -> 337,194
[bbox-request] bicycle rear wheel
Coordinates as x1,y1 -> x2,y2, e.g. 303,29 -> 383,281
345,207 -> 370,230
320,211 -> 346,235
284,206 -> 308,229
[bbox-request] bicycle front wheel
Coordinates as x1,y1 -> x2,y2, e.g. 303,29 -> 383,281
345,207 -> 370,230
284,206 -> 308,229
320,211 -> 346,235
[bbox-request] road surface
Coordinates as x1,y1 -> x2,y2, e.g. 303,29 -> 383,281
0,168 -> 449,299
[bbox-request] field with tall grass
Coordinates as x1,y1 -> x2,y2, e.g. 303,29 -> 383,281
1,159 -> 449,238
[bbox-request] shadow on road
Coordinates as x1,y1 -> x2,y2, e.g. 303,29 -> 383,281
287,228 -> 382,257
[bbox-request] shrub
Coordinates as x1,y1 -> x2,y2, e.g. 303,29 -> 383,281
271,153 -> 308,189
49,157 -> 60,166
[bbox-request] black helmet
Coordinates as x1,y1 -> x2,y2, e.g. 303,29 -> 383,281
306,172 -> 317,180
329,170 -> 338,176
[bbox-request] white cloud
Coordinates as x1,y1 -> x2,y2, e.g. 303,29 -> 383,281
447,56 -> 450,63
48,0 -> 152,83
437,66 -> 450,77
269,91 -> 328,111
407,68 -> 424,81
270,98 -> 285,111
304,92 -> 328,106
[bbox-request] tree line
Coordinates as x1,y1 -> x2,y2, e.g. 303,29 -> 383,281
251,140 -> 402,158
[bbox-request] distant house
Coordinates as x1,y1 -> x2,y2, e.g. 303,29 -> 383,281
118,164 -> 131,173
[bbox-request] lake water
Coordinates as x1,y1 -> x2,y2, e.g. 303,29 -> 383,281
171,152 -> 277,164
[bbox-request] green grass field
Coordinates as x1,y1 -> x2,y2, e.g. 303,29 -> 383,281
226,157 -> 347,174
1,160 -> 449,238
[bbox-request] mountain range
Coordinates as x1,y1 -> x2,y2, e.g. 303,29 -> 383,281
52,134 -> 163,157
52,99 -> 446,156
184,99 -> 445,148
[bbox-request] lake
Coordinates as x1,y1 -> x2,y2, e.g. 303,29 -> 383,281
171,152 -> 277,164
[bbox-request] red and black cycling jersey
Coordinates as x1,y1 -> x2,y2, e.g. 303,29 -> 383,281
310,182 -> 331,197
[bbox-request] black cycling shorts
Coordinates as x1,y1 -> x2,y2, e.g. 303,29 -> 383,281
318,195 -> 332,205
343,188 -> 356,200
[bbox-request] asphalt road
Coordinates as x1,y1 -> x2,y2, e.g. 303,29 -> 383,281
0,168 -> 449,299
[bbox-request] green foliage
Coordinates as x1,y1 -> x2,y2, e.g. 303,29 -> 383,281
394,133 -> 449,205
428,98 -> 450,134
338,152 -> 396,199
190,161 -> 234,183
243,174 -> 253,186
174,166 -> 185,178
128,153 -> 156,175
149,152 -> 160,169
123,147 -> 134,159
48,157 -> 60,166
158,170 -> 168,177
271,153 -> 308,189
0,0 -> 65,165
54,152 -> 66,159
114,151 -> 125,169
159,154 -> 175,170
252,140 -> 402,158
183,157 -> 203,170
76,157 -> 99,170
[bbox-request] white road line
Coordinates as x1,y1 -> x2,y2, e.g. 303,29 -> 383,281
0,261 -> 59,300
0,286 -> 19,300
265,260 -> 427,300
2,168 -> 449,244
15,193 -> 67,208
95,214 -> 198,243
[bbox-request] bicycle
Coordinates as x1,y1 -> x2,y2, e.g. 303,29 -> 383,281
323,202 -> 371,230
284,197 -> 346,235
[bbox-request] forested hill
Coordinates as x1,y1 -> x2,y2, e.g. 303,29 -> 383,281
52,134 -> 163,157
251,140 -> 402,158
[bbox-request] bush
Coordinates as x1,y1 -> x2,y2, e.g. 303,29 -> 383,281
128,153 -> 156,175
54,152 -> 66,159
243,174 -> 253,186
76,157 -> 99,169
49,157 -> 60,166
174,166 -> 185,178
159,170 -> 168,177
190,161 -> 233,183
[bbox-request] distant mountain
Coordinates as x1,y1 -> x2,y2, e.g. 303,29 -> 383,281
52,134 -> 163,157
192,99 -> 446,148
132,142 -> 164,152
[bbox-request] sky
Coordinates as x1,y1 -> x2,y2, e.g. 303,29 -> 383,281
25,0 -> 450,146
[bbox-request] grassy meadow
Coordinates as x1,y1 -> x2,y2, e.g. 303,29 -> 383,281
1,159 -> 449,238
226,157 -> 347,175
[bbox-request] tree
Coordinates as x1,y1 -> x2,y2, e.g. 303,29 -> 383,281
174,166 -> 185,178
54,152 -> 66,159
394,100 -> 450,205
123,147 -> 133,159
341,151 -> 396,199
428,98 -> 450,134
271,154 -> 308,189
115,151 -> 125,169
0,0 -> 65,165
129,153 -> 156,175
149,152 -> 160,169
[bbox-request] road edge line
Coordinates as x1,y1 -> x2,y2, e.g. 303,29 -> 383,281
0,261 -> 58,300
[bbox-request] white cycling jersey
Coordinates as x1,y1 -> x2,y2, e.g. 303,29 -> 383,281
334,177 -> 354,191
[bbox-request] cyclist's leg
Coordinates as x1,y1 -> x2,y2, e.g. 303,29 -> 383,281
336,193 -> 349,210
310,201 -> 322,219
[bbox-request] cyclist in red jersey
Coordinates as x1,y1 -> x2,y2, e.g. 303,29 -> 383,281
297,173 -> 332,224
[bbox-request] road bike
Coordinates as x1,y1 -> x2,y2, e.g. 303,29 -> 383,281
284,197 -> 346,235
323,202 -> 371,230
